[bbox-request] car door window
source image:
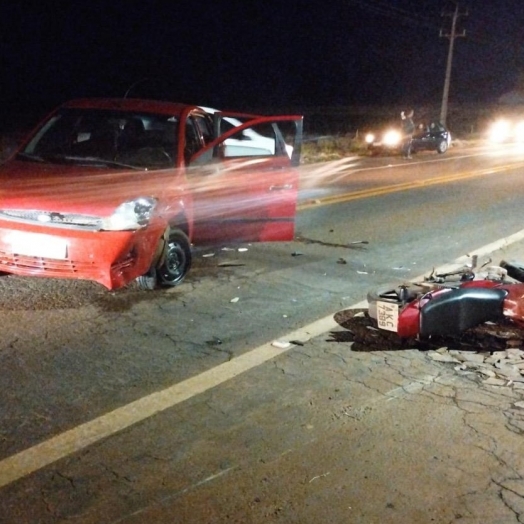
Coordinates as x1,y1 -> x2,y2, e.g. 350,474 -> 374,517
193,114 -> 214,145
184,120 -> 204,163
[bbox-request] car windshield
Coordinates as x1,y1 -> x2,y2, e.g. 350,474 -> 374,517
20,108 -> 179,169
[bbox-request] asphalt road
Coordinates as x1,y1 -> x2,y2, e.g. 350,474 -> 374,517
1,144 -> 524,523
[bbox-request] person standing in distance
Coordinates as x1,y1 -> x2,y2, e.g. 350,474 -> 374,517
401,109 -> 415,159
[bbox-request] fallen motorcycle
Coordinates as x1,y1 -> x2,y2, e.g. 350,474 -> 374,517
335,259 -> 524,350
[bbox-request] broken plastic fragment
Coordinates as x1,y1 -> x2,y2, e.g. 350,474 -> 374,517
202,253 -> 215,258
272,340 -> 292,349
218,261 -> 245,267
238,247 -> 248,252
291,251 -> 303,257
356,270 -> 368,275
230,297 -> 239,303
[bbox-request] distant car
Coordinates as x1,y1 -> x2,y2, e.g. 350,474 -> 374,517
365,121 -> 451,155
0,98 -> 303,290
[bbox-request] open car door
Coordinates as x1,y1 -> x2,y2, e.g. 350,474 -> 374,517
187,114 -> 303,245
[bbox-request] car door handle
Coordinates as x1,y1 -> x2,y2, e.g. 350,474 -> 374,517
269,184 -> 293,191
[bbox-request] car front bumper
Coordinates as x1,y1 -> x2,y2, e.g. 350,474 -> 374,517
0,220 -> 165,289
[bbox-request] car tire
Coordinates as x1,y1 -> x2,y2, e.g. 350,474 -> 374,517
437,139 -> 448,154
157,229 -> 192,287
136,229 -> 192,290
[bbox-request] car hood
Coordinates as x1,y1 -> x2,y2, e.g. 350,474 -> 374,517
0,159 -> 183,216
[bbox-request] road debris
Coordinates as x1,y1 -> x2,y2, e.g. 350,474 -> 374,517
350,240 -> 369,245
291,251 -> 303,257
202,253 -> 215,258
428,347 -> 524,388
230,297 -> 240,303
206,337 -> 223,346
272,340 -> 292,349
237,247 -> 248,252
309,472 -> 330,483
218,261 -> 246,267
337,258 -> 347,265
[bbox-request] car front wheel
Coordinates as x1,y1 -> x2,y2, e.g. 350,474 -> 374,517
437,139 -> 448,154
136,229 -> 192,290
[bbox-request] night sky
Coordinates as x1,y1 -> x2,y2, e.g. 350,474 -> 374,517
1,0 -> 523,125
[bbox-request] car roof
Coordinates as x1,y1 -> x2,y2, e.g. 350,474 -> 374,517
60,98 -> 198,117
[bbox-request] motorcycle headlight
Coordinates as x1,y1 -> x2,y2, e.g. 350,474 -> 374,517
365,133 -> 375,144
101,197 -> 157,231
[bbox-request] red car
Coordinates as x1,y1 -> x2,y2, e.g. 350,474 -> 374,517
0,98 -> 302,289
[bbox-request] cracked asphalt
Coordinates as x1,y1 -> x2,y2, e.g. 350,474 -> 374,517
1,237 -> 524,523
2,153 -> 524,523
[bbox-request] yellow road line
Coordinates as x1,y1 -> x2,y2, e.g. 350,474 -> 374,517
298,162 -> 524,210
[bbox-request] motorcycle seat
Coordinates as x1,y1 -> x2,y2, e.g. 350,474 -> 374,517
420,287 -> 508,337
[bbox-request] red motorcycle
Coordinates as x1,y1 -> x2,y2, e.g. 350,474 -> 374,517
336,259 -> 524,350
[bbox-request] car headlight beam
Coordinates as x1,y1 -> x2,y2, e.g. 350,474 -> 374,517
383,129 -> 402,146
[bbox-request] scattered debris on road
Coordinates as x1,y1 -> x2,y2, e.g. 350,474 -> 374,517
427,346 -> 524,389
218,261 -> 246,267
272,340 -> 292,349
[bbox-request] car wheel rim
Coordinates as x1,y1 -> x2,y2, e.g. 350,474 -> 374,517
160,241 -> 186,283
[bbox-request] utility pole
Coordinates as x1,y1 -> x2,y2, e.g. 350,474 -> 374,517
440,2 -> 467,126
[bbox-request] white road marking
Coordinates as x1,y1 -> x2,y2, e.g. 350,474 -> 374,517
1,229 -> 524,488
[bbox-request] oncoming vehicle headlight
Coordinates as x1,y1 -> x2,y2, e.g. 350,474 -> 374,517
488,119 -> 511,143
515,121 -> 524,143
101,197 -> 157,231
365,133 -> 375,144
383,129 -> 402,147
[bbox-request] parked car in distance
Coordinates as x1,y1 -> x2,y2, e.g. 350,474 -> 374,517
0,98 -> 303,290
365,121 -> 451,155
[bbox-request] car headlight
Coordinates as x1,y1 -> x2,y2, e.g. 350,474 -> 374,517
365,133 -> 375,144
488,119 -> 511,143
383,129 -> 402,146
101,197 -> 157,231
515,122 -> 524,142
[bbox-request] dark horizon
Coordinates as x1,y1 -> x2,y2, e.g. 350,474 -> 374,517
2,0 -> 523,130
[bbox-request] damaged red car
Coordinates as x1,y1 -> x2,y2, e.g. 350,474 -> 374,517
0,98 -> 302,289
